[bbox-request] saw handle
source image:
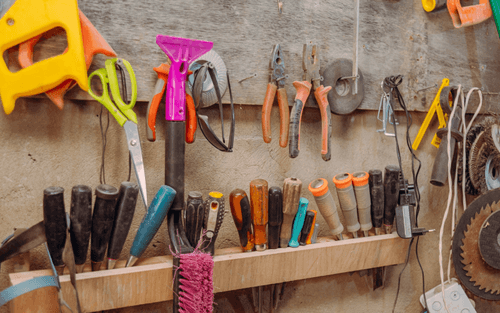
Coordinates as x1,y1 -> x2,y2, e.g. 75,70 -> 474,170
289,81 -> 312,158
313,85 -> 332,161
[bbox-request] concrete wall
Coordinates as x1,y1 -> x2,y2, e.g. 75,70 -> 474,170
1,97 -> 498,312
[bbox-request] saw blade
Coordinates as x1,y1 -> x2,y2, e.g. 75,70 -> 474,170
453,188 -> 500,300
469,124 -> 500,195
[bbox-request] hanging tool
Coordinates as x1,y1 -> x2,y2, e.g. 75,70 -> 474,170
289,43 -> 333,161
43,186 -> 67,275
281,177 -> 302,247
0,222 -> 46,264
368,169 -> 384,235
107,182 -> 139,269
468,123 -> 500,194
352,172 -> 373,237
250,179 -> 269,251
17,10 -> 116,110
185,191 -> 205,248
447,0 -> 492,28
308,178 -> 344,240
229,189 -> 254,252
305,210 -> 317,244
69,185 -> 93,273
383,166 -> 400,234
201,192 -> 225,255
88,58 -> 148,209
377,81 -> 398,137
0,0 -> 88,114
126,185 -> 176,267
262,44 -> 289,148
412,78 -> 450,150
289,198 -> 309,247
299,210 -> 315,245
352,0 -> 360,94
333,173 -> 360,238
268,186 -> 283,249
91,184 -> 119,271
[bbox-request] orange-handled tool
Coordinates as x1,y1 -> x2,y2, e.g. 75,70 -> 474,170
289,81 -> 312,158
250,179 -> 269,251
229,189 -> 254,252
313,86 -> 332,160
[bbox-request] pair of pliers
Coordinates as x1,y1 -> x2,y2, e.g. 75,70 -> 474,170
262,44 -> 289,148
146,63 -> 196,143
289,44 -> 332,161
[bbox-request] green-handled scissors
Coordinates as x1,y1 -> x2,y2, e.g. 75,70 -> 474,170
88,58 -> 148,208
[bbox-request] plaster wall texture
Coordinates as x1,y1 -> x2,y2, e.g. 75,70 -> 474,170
0,97 -> 498,312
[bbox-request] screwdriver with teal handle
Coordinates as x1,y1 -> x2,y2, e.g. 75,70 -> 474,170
126,185 -> 176,267
288,198 -> 309,248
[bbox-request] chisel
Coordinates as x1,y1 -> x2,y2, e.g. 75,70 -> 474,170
69,185 -> 92,273
107,182 -> 139,269
289,198 -> 308,247
384,165 -> 400,234
299,210 -> 315,245
91,184 -> 119,271
281,177 -> 302,247
268,186 -> 283,250
250,179 -> 269,251
308,178 -> 344,240
201,192 -> 225,255
333,173 -> 360,238
43,186 -> 67,275
185,191 -> 205,248
368,169 -> 384,235
229,189 -> 254,252
126,185 -> 176,267
352,172 -> 373,237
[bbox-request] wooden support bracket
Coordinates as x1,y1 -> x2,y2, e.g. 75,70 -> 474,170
9,234 -> 409,312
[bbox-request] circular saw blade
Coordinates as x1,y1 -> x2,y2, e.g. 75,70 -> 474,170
479,210 -> 500,270
469,124 -> 500,195
453,188 -> 500,300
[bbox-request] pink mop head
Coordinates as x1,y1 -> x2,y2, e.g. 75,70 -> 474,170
178,251 -> 214,313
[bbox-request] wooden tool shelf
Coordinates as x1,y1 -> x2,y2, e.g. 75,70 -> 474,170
9,233 -> 409,312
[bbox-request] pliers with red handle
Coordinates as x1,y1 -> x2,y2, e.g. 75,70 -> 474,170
262,44 -> 289,148
289,43 -> 332,161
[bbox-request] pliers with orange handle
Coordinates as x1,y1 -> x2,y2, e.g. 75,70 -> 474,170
262,44 -> 289,148
289,43 -> 332,161
146,64 -> 196,143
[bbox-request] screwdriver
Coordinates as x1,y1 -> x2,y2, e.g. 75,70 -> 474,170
107,182 -> 139,269
250,179 -> 269,251
268,186 -> 283,249
91,184 -> 119,271
229,189 -> 254,252
281,177 -> 302,247
308,178 -> 344,240
185,191 -> 205,248
352,172 -> 373,237
305,210 -> 317,244
289,197 -> 309,247
299,210 -> 315,245
384,165 -> 400,234
333,173 -> 360,238
126,185 -> 176,267
368,169 -> 384,235
43,186 -> 67,275
201,192 -> 225,255
69,185 -> 92,273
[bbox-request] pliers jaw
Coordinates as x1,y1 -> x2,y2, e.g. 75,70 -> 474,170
270,44 -> 286,89
302,43 -> 321,90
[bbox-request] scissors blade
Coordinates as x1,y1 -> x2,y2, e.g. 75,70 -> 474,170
124,121 -> 148,209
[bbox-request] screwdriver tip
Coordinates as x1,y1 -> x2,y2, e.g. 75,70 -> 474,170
375,228 -> 381,235
55,265 -> 65,276
125,255 -> 138,268
337,233 -> 344,240
352,232 -> 358,239
107,258 -> 117,270
384,225 -> 393,235
363,231 -> 369,237
91,261 -> 102,272
75,264 -> 85,273
255,244 -> 267,251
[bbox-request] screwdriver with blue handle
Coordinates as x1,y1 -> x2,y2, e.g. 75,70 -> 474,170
126,185 -> 176,267
289,198 -> 309,247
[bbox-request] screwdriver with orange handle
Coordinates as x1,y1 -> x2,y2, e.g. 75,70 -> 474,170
146,63 -> 196,143
229,189 -> 254,252
250,179 -> 269,251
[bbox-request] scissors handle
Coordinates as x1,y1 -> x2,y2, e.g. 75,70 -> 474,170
105,58 -> 138,124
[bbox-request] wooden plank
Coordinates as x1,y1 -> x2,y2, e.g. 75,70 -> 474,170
9,234 -> 410,312
3,1 -> 500,112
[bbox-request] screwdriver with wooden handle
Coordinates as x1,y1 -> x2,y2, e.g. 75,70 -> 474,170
250,179 -> 269,251
281,177 -> 302,247
333,173 -> 360,238
308,178 -> 344,240
69,185 -> 92,273
229,189 -> 254,252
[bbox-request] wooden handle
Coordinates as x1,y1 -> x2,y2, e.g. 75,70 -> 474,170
314,85 -> 332,161
276,87 -> 290,148
262,83 -> 277,143
280,177 -> 302,247
250,179 -> 269,250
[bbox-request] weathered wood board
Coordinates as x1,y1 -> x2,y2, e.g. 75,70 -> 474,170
3,0 -> 500,113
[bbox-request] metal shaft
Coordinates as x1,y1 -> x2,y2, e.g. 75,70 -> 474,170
352,0 -> 360,95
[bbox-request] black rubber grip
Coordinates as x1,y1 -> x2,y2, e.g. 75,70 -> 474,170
289,99 -> 304,158
299,211 -> 315,246
268,186 -> 283,249
185,191 -> 205,248
368,170 -> 384,228
202,194 -> 225,255
69,185 -> 92,266
91,184 -> 119,263
384,166 -> 400,227
43,187 -> 67,267
165,121 -> 185,212
107,182 -> 138,261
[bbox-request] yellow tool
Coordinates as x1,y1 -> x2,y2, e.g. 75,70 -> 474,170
412,78 -> 450,150
0,0 -> 87,114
